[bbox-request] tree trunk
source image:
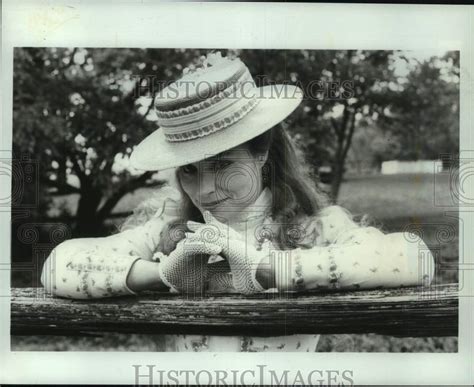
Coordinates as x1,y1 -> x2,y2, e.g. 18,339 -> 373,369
329,108 -> 356,203
330,161 -> 344,202
95,171 -> 155,224
74,188 -> 103,237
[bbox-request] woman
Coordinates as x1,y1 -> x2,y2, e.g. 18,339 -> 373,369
41,52 -> 435,352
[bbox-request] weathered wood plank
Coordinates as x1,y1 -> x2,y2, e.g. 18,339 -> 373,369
10,284 -> 458,337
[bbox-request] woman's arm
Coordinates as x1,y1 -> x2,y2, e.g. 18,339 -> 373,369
40,216 -> 172,299
183,207 -> 435,294
270,226 -> 435,292
126,259 -> 168,292
257,206 -> 435,292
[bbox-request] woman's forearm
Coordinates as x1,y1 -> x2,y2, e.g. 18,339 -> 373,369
126,259 -> 169,292
41,239 -> 143,299
40,199 -> 181,299
41,234 -> 169,299
271,229 -> 435,292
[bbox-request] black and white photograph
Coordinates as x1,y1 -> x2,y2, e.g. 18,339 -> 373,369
10,47 -> 459,353
2,2 -> 473,385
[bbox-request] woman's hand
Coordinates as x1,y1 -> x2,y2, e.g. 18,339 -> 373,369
185,211 -> 272,294
155,236 -> 222,293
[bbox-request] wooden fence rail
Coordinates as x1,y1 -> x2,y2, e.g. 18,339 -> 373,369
11,284 -> 458,337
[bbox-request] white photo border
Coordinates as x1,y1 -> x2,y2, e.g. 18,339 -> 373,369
1,1 -> 473,385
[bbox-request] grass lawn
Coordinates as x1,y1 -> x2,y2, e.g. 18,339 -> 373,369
338,173 -> 455,222
12,173 -> 459,352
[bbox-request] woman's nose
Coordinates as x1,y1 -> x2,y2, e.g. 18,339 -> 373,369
199,172 -> 218,197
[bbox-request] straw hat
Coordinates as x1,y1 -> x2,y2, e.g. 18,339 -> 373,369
130,52 -> 304,171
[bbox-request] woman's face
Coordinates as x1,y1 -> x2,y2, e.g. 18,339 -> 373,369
177,143 -> 268,218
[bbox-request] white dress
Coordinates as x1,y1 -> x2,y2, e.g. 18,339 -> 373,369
40,187 -> 435,352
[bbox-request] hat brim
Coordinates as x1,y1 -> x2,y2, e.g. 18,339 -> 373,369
130,84 -> 303,171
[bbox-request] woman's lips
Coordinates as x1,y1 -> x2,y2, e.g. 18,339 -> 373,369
201,198 -> 229,207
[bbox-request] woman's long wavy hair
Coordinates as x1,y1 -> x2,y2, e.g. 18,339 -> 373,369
122,124 -> 342,254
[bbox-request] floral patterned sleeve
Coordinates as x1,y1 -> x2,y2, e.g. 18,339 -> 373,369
275,206 -> 435,292
40,190 -> 180,299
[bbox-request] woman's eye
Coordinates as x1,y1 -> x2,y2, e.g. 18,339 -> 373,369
217,160 -> 233,170
181,164 -> 197,174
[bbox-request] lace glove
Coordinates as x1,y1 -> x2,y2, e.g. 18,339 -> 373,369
186,211 -> 271,295
153,237 -> 222,293
207,259 -> 235,292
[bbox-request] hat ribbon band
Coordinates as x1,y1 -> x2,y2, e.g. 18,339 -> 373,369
162,95 -> 260,142
155,68 -> 253,119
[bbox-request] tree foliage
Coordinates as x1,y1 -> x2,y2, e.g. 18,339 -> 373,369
377,51 -> 459,163
13,48 -> 459,236
13,48 -> 210,234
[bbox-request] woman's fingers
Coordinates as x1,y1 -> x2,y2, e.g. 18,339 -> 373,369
187,212 -> 232,233
203,210 -> 216,224
184,233 -> 235,257
203,213 -> 243,241
184,232 -> 202,241
185,230 -> 238,245
187,221 -> 225,240
184,232 -> 226,248
186,214 -> 244,243
191,242 -> 222,256
186,220 -> 204,231
187,220 -> 220,233
175,238 -> 222,256
203,210 -> 227,227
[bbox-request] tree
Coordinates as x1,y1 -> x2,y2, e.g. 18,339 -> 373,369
237,50 -> 396,200
13,48 -> 207,236
378,52 -> 459,165
13,48 -> 458,235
